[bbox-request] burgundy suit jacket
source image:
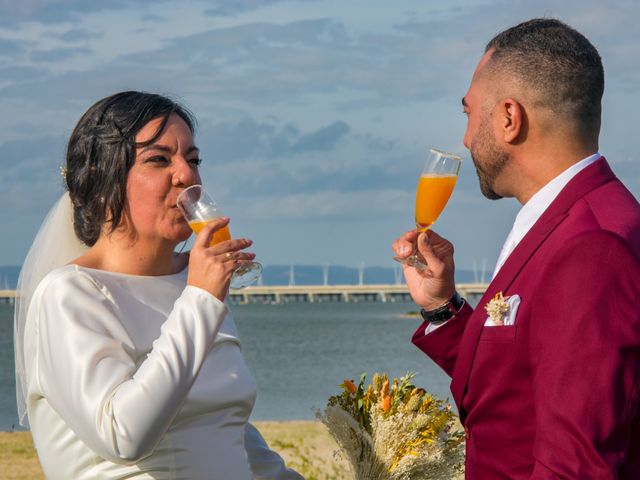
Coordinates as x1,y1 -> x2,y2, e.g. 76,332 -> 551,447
413,158 -> 640,479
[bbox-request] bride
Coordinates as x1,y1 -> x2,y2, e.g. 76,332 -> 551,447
14,91 -> 302,479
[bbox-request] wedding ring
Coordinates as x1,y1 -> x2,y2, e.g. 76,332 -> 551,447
225,252 -> 233,260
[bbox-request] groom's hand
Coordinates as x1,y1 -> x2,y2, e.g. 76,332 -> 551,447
392,229 -> 456,311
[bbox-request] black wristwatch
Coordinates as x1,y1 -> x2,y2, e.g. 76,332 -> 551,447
420,291 -> 465,325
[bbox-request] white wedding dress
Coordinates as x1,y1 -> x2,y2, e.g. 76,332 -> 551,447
23,264 -> 301,480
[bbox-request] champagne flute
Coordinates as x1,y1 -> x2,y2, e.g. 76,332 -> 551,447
394,148 -> 462,269
177,185 -> 262,288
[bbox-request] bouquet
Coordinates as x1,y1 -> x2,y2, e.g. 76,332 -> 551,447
318,372 -> 465,480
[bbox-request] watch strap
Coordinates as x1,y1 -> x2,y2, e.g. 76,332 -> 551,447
420,291 -> 464,325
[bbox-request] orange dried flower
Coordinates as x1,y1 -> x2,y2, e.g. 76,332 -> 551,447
382,395 -> 392,413
381,379 -> 390,397
343,379 -> 357,394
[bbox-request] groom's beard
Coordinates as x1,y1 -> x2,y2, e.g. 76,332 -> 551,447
470,115 -> 509,200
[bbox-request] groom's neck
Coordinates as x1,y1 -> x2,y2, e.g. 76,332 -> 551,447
509,134 -> 599,205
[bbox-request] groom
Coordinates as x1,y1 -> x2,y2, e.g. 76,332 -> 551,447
394,18 -> 640,478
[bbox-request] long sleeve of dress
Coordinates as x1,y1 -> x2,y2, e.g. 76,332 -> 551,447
244,423 -> 305,479
27,269 -> 228,463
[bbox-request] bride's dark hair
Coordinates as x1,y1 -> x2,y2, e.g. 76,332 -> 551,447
65,91 -> 196,246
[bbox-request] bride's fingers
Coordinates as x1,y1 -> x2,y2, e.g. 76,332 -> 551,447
208,238 -> 253,256
192,218 -> 230,250
221,251 -> 256,263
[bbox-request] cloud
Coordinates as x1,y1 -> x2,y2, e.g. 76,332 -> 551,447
12,4 -> 635,123
102,17 -> 473,106
203,0 -> 290,17
0,0 -> 162,26
140,13 -> 167,23
0,14 -> 470,150
0,135 -> 67,214
0,112 -> 401,216
57,28 -> 104,42
291,121 -> 349,152
395,0 -> 640,76
3,0 -> 633,109
241,188 -> 411,220
30,46 -> 92,62
0,0 -> 309,27
0,65 -> 49,82
187,119 -> 432,250
197,117 -> 350,164
0,39 -> 25,58
198,117 -> 297,162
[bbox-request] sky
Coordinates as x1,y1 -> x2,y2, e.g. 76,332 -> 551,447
1,0 -> 638,274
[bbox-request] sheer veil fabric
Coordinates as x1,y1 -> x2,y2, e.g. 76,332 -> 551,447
14,192 -> 88,426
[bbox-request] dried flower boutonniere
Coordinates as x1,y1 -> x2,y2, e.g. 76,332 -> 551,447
485,291 -> 510,325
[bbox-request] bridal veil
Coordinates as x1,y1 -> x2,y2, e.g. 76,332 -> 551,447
14,192 -> 88,426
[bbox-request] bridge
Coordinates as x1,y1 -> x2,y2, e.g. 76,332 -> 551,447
0,283 -> 489,306
226,283 -> 488,305
0,290 -> 15,305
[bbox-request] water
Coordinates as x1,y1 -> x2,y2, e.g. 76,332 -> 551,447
1,305 -> 17,430
0,302 -> 452,431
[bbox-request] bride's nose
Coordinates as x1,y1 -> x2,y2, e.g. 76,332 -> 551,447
171,160 -> 198,187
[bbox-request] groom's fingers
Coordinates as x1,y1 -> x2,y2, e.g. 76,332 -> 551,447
416,232 -> 436,265
426,229 -> 455,258
392,230 -> 419,258
416,230 -> 455,276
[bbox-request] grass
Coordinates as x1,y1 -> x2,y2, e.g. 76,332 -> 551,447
0,431 -> 43,480
257,421 -> 349,479
0,421 -> 349,479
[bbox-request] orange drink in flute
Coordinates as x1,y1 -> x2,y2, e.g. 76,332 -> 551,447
394,148 -> 462,269
415,174 -> 458,231
177,185 -> 262,288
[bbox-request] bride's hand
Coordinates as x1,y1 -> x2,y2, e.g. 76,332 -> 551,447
392,229 -> 456,310
187,217 -> 256,302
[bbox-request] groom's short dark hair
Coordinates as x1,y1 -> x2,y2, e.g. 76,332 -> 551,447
485,18 -> 604,139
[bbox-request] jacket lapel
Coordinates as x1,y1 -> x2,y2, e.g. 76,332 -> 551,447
450,157 -> 615,419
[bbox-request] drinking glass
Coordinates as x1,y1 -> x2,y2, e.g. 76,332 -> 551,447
177,185 -> 262,288
394,148 -> 462,269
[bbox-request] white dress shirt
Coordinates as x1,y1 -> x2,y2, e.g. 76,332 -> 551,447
492,153 -> 601,278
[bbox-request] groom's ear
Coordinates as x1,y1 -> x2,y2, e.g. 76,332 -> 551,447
497,97 -> 525,144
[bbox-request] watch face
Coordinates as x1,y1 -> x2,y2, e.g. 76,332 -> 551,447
433,306 -> 455,323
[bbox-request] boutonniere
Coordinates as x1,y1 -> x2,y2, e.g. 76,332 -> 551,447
484,292 -> 511,326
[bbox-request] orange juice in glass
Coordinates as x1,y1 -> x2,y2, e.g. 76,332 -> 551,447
177,185 -> 262,288
394,148 -> 462,269
188,220 -> 232,246
415,174 -> 458,231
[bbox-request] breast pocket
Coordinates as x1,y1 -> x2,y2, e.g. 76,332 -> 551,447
479,325 -> 517,343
